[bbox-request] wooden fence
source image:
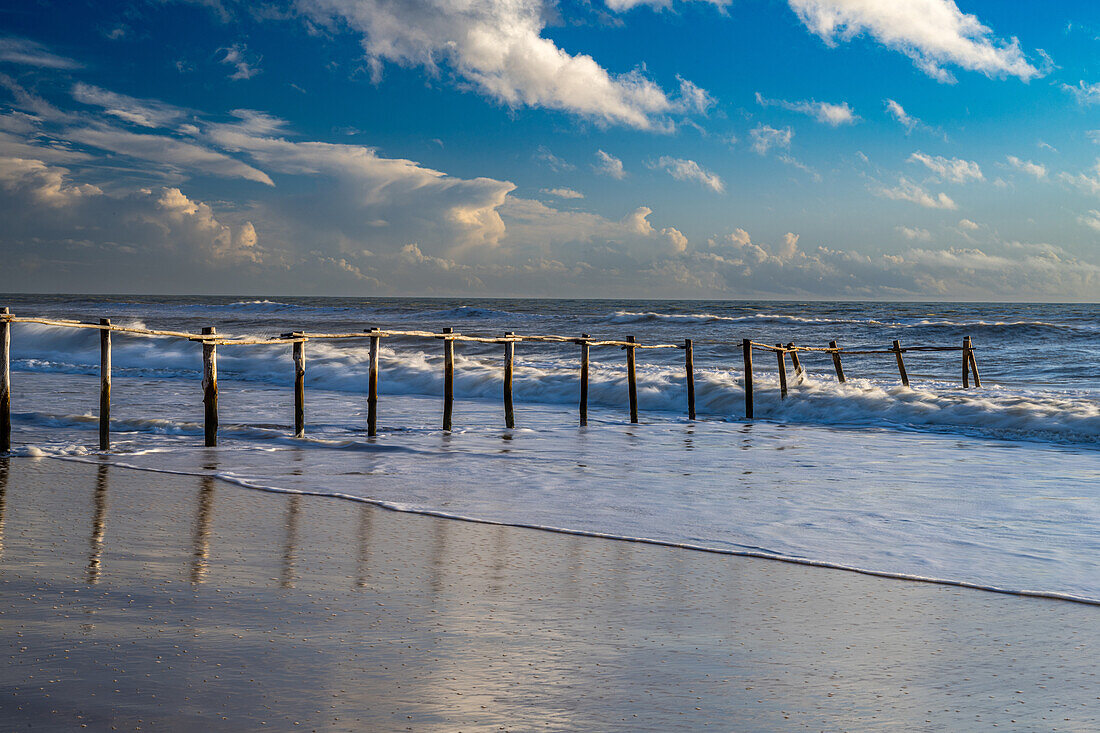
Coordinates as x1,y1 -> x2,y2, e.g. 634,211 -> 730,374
0,307 -> 981,452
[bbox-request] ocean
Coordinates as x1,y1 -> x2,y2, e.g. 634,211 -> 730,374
3,296 -> 1098,601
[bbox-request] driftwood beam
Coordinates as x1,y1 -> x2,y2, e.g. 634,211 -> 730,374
1,307 -> 9,452
684,338 -> 695,420
201,326 -> 218,447
742,338 -> 754,419
367,328 -> 380,437
442,327 -> 454,431
579,333 -> 589,427
893,339 -> 910,387
503,331 -> 515,429
100,318 -> 111,451
829,340 -> 846,383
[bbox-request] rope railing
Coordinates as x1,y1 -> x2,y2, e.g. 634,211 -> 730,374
0,307 -> 982,453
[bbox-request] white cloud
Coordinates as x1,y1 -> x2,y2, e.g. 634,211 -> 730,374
65,124 -> 275,185
1087,130 -> 1100,145
72,83 -> 187,129
0,156 -> 101,205
756,92 -> 858,126
1078,210 -> 1100,233
1006,155 -> 1047,179
878,178 -> 957,209
789,0 -> 1039,82
540,187 -> 584,199
1062,81 -> 1100,105
604,0 -> 729,10
884,98 -> 917,131
156,187 -> 261,262
958,218 -> 979,230
535,146 -> 574,172
750,124 -> 793,155
0,37 -> 82,69
896,225 -> 932,241
219,43 -> 261,81
651,156 -> 724,192
299,0 -> 707,130
1059,161 -> 1100,196
908,151 -> 983,183
593,149 -> 626,179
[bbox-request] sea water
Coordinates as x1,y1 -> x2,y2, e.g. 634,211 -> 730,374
3,296 -> 1098,601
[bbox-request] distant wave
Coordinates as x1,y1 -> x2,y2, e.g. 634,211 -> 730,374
418,305 -> 534,320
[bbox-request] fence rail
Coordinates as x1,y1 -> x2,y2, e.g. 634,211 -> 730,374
0,307 -> 982,452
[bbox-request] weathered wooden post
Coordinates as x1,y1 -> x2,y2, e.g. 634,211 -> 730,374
786,343 -> 804,385
366,328 -> 380,437
742,338 -> 754,419
829,340 -> 846,383
962,336 -> 971,388
775,344 -> 788,399
579,333 -> 589,427
1,307 -> 9,452
626,335 -> 638,423
967,337 -> 982,388
684,338 -> 696,420
292,333 -> 306,437
503,332 -> 515,429
892,339 -> 909,387
201,326 -> 218,447
442,327 -> 454,431
99,319 -> 111,450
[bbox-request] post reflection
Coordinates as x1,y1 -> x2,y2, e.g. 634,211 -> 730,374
0,457 -> 9,559
85,462 -> 109,585
280,494 -> 301,589
355,505 -> 372,589
428,515 -> 448,595
190,474 -> 216,584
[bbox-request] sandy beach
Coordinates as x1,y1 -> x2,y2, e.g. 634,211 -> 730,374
0,456 -> 1095,731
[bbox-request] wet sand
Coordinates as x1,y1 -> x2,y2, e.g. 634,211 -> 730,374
0,456 -> 1096,731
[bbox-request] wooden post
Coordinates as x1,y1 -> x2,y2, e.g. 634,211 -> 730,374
786,343 -> 804,385
775,344 -> 788,399
1,307 -> 9,452
201,327 -> 218,447
367,328 -> 379,437
742,338 -> 753,420
503,332 -> 515,429
684,338 -> 695,420
892,339 -> 910,387
292,333 -> 305,437
579,334 -> 589,427
968,338 -> 982,388
99,319 -> 111,451
962,336 -> 971,388
442,327 -> 454,431
626,336 -> 638,424
829,340 -> 846,383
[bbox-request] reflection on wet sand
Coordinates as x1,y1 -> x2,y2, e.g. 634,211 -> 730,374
280,494 -> 301,589
0,457 -> 8,558
85,462 -> 108,585
190,474 -> 216,584
356,505 -> 372,589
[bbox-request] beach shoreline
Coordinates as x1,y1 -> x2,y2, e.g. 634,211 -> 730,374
1,456 -> 1096,731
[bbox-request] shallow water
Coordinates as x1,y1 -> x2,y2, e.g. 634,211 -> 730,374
2,296 -> 1098,600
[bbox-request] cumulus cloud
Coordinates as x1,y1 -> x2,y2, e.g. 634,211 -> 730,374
593,149 -> 626,179
896,225 -> 932,241
1005,155 -> 1047,179
0,156 -> 101,205
219,43 -> 261,80
1078,210 -> 1100,233
908,151 -> 983,183
298,0 -> 707,129
650,156 -> 724,192
541,187 -> 584,199
877,178 -> 957,209
958,218 -> 980,230
789,0 -> 1039,82
750,124 -> 793,155
756,92 -> 858,126
156,187 -> 261,262
884,98 -> 918,131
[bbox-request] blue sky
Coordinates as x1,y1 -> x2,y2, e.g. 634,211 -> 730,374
0,0 -> 1097,299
